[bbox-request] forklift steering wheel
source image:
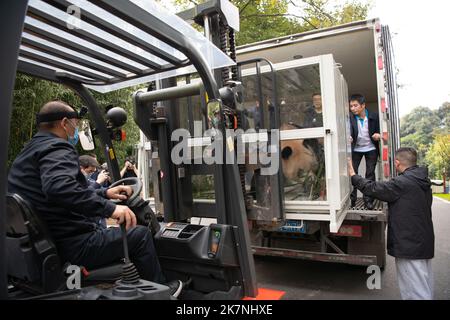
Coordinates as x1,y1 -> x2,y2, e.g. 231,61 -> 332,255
109,177 -> 142,205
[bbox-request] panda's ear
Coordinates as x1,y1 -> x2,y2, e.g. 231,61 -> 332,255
303,139 -> 319,154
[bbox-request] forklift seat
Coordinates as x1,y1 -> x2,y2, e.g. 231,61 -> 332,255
6,193 -> 123,295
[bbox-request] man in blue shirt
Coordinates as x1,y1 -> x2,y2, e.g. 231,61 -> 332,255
349,94 -> 381,210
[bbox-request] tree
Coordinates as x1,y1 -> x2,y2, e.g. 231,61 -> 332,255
400,103 -> 449,176
436,102 -> 450,130
400,106 -> 439,138
10,0 -> 372,167
400,106 -> 440,166
9,74 -> 81,168
175,0 -> 372,46
426,133 -> 450,181
9,73 -> 142,169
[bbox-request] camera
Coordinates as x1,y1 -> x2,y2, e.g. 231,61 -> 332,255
100,163 -> 109,172
126,157 -> 136,166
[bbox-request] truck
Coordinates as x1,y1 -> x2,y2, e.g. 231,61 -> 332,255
137,15 -> 401,269
235,18 -> 401,268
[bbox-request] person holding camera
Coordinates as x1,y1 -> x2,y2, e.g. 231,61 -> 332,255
79,155 -> 111,189
121,156 -> 138,179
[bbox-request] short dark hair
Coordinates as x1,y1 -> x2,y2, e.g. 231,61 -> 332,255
312,93 -> 321,98
395,148 -> 417,167
350,94 -> 366,105
126,156 -> 136,165
79,155 -> 99,169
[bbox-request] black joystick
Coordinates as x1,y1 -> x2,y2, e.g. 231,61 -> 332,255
120,223 -> 140,285
108,178 -> 143,285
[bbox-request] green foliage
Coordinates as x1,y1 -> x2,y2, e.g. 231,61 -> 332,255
9,0 -> 372,168
235,0 -> 302,46
9,74 -> 81,167
436,102 -> 450,129
400,106 -> 440,166
400,104 -> 450,177
425,133 -> 450,180
400,106 -> 439,138
9,73 -> 143,169
300,0 -> 372,30
435,194 -> 450,201
174,0 -> 372,46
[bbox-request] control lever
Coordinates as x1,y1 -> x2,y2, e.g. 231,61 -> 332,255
118,190 -> 140,284
121,223 -> 131,264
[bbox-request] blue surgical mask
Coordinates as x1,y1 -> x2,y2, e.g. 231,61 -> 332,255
66,120 -> 79,146
68,127 -> 79,146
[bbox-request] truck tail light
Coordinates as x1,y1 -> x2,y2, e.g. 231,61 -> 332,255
381,98 -> 387,113
336,225 -> 362,238
375,22 -> 381,33
378,55 -> 384,70
383,147 -> 389,161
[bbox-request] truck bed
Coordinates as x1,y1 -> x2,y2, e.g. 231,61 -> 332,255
346,198 -> 386,222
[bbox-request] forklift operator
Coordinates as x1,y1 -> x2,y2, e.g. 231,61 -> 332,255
7,101 -> 166,285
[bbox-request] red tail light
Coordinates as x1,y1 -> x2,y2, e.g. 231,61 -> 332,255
336,225 -> 362,238
375,22 -> 381,33
381,98 -> 387,113
378,56 -> 384,70
383,147 -> 388,161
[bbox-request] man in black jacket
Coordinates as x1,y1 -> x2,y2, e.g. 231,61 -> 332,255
348,148 -> 435,300
349,94 -> 381,210
8,101 -> 183,296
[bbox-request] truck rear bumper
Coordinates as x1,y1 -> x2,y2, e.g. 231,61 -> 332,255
252,246 -> 378,266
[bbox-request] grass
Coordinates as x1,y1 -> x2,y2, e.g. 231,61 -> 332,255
434,194 -> 450,201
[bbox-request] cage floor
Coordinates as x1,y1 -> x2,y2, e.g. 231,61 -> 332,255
349,198 -> 384,211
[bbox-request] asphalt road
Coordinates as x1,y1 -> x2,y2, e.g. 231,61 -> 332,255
255,197 -> 450,300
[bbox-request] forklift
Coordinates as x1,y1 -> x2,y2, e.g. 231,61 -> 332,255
1,0 -> 261,300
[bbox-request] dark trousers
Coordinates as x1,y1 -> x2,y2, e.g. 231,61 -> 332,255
59,226 -> 164,283
351,150 -> 378,204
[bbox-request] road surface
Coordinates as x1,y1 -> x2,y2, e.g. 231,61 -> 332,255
255,197 -> 450,300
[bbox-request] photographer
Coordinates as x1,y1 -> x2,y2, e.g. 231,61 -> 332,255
79,155 -> 111,189
121,156 -> 138,179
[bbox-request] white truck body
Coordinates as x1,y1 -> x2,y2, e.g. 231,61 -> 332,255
138,18 -> 400,266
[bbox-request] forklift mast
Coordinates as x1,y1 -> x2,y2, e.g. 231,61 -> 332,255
133,0 -> 259,297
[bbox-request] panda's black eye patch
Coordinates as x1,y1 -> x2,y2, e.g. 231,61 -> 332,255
282,147 -> 293,160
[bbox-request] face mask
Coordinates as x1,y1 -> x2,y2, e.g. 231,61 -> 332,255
66,120 -> 79,146
68,127 -> 79,146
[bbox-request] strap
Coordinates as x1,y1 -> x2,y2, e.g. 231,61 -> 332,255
36,111 -> 79,124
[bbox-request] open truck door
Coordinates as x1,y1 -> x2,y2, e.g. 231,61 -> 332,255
1,0 -> 257,299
